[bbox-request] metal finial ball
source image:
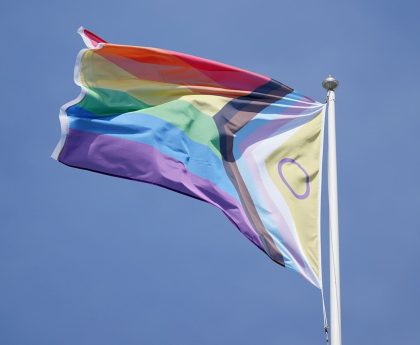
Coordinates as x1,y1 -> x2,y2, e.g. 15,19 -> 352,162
322,75 -> 339,91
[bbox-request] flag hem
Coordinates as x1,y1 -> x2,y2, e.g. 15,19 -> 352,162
317,104 -> 327,289
51,48 -> 87,160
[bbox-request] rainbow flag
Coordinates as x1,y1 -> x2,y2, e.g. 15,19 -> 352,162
53,28 -> 326,287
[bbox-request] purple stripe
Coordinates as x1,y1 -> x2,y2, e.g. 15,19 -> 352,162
58,129 -> 263,250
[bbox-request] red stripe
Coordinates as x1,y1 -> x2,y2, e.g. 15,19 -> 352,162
166,48 -> 270,91
96,44 -> 268,92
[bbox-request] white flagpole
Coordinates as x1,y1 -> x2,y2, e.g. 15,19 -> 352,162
322,75 -> 341,345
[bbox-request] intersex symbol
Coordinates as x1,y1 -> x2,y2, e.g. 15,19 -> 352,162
277,158 -> 310,200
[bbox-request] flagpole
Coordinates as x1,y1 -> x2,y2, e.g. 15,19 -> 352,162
322,75 -> 341,345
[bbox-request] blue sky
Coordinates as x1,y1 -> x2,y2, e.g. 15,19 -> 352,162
1,0 -> 419,344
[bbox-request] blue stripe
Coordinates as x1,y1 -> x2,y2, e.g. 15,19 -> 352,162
66,111 -> 239,200
67,105 -> 118,118
233,94 -> 324,158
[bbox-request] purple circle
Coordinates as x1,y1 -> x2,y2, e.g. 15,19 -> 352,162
277,158 -> 310,200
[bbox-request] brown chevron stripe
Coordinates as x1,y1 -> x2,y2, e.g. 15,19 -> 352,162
214,80 -> 293,266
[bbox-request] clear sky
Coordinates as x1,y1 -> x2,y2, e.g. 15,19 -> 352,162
1,0 -> 419,344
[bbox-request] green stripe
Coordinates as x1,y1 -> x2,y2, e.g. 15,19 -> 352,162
78,87 -> 221,158
78,87 -> 151,115
143,99 -> 221,157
